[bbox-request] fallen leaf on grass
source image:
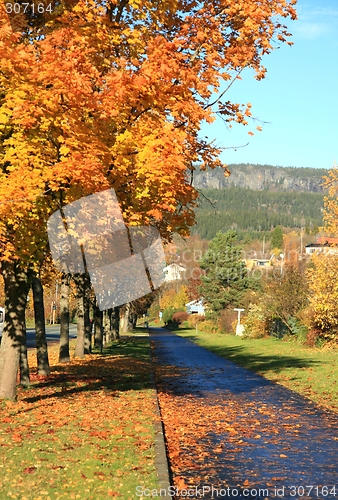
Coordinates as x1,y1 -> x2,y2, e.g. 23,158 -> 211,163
107,489 -> 119,497
23,467 -> 36,474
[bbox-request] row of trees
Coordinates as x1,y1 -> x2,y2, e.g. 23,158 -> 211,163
0,0 -> 297,399
1,263 -> 155,392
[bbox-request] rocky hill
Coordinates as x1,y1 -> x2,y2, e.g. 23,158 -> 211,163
193,163 -> 328,193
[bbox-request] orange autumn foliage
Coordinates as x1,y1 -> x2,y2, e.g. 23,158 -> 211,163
0,0 -> 297,401
0,0 -> 297,264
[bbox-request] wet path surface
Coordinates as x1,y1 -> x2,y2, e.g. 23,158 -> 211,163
150,328 -> 338,499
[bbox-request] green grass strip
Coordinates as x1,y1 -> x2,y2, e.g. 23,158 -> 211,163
176,328 -> 338,413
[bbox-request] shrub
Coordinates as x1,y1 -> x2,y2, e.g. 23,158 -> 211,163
219,308 -> 238,333
287,317 -> 308,343
297,306 -> 314,331
305,326 -> 338,348
172,311 -> 189,325
162,307 -> 186,326
269,317 -> 289,338
305,328 -> 324,348
187,314 -> 205,328
243,303 -> 269,339
162,307 -> 176,325
199,319 -> 220,334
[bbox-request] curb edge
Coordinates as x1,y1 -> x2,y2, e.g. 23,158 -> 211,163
149,336 -> 172,497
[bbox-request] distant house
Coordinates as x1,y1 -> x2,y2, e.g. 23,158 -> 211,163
186,299 -> 205,316
163,263 -> 186,282
245,253 -> 274,269
305,238 -> 338,255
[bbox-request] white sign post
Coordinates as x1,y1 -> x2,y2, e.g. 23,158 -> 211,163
234,308 -> 245,336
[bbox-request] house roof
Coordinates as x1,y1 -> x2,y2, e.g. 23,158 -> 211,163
306,242 -> 338,248
317,237 -> 338,245
186,299 -> 204,306
163,263 -> 186,271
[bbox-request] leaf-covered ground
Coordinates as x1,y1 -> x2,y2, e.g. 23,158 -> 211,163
0,338 -> 159,500
152,329 -> 338,498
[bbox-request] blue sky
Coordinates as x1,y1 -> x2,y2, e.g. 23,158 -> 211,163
201,0 -> 338,170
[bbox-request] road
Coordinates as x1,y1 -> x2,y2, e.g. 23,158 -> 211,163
151,328 -> 338,499
26,324 -> 77,348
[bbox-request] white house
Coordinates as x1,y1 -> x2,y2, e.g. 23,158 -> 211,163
163,263 -> 186,282
186,299 -> 205,316
305,242 -> 338,256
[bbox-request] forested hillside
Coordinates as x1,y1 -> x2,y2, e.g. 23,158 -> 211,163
193,186 -> 324,241
193,164 -> 327,193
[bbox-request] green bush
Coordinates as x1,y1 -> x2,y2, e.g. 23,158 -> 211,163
287,317 -> 308,343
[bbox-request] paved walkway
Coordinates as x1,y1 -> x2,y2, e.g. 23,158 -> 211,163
150,328 -> 338,499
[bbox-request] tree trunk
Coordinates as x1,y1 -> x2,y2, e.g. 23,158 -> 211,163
121,303 -> 130,333
114,306 -> 120,339
94,303 -> 103,353
103,310 -> 111,344
59,273 -> 70,363
19,317 -> 30,387
32,276 -> 50,376
111,306 -> 120,339
129,310 -> 137,330
107,308 -> 113,341
74,274 -> 85,358
0,262 -> 30,401
83,273 -> 92,355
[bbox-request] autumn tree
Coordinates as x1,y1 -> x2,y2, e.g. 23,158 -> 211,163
0,0 -> 297,399
186,267 -> 205,301
307,253 -> 338,335
283,230 -> 300,265
265,263 -> 308,331
305,165 -> 338,337
322,165 -> 338,236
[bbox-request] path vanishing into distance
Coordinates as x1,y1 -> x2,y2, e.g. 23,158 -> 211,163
150,328 -> 338,500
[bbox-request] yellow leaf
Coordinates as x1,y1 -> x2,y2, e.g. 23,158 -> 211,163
59,145 -> 70,156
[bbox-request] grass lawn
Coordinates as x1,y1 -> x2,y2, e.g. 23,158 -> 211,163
0,334 -> 159,500
176,328 -> 338,413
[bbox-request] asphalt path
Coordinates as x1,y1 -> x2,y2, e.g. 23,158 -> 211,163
26,324 -> 77,348
150,328 -> 338,499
